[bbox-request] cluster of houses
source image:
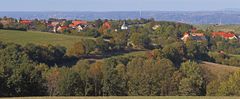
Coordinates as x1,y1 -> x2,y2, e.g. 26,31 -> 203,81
44,19 -> 89,33
181,28 -> 239,42
0,18 -> 16,26
0,17 -> 132,33
1,17 -> 240,42
16,18 -> 130,33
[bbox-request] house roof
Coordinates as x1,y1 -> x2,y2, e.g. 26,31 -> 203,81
182,32 -> 207,42
19,20 -> 32,25
103,21 -> 111,29
59,26 -> 68,29
191,33 -> 205,36
50,21 -> 60,27
212,32 -> 236,39
69,20 -> 88,27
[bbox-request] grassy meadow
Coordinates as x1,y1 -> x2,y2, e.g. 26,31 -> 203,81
200,61 -> 240,81
0,30 -> 94,48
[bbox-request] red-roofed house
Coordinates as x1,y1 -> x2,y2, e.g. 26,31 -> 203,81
69,20 -> 88,28
181,32 -> 207,42
57,26 -> 68,32
19,20 -> 32,25
103,21 -> 111,29
49,21 -> 60,27
212,32 -> 238,40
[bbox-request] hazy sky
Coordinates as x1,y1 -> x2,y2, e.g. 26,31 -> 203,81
1,0 -> 239,11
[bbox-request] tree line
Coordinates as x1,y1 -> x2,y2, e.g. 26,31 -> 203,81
0,40 -> 239,96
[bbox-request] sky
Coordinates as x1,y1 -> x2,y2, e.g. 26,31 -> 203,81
0,0 -> 240,11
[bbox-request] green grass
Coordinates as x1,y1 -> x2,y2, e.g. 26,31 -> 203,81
1,96 -> 240,99
0,30 -> 94,48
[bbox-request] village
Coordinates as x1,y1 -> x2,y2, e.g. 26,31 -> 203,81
1,16 -> 240,97
1,17 -> 240,43
2,0 -> 240,97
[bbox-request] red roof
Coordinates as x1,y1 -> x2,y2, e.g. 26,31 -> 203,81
19,20 -> 32,25
59,26 -> 68,29
212,32 -> 236,39
103,22 -> 111,29
192,33 -> 205,36
69,20 -> 87,27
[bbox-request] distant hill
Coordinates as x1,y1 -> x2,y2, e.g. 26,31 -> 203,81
1,11 -> 240,24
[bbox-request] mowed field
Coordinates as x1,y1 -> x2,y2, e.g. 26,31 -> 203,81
0,30 -> 94,48
1,96 -> 240,99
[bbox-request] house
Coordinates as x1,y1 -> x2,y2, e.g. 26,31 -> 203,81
0,20 -> 10,26
69,20 -> 87,28
152,25 -> 160,30
48,19 -> 68,33
76,25 -> 84,32
48,19 -> 66,27
49,21 -> 60,27
69,20 -> 88,32
19,20 -> 32,25
191,33 -> 207,41
57,26 -> 68,32
47,21 -> 60,33
102,21 -> 111,29
0,18 -> 15,26
212,32 -> 238,40
181,32 -> 207,42
121,21 -> 128,30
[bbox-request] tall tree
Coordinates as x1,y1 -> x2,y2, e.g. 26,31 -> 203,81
73,60 -> 92,96
217,70 -> 240,96
178,61 -> 205,96
102,58 -> 128,96
127,57 -> 176,96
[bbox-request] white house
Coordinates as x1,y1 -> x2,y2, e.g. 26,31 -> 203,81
121,21 -> 128,30
152,25 -> 160,30
76,25 -> 84,32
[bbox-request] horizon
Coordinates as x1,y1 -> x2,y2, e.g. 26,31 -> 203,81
1,0 -> 240,11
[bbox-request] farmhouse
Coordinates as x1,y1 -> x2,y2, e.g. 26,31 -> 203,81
212,32 -> 238,40
57,26 -> 68,32
69,20 -> 88,28
181,32 -> 207,42
69,20 -> 88,32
